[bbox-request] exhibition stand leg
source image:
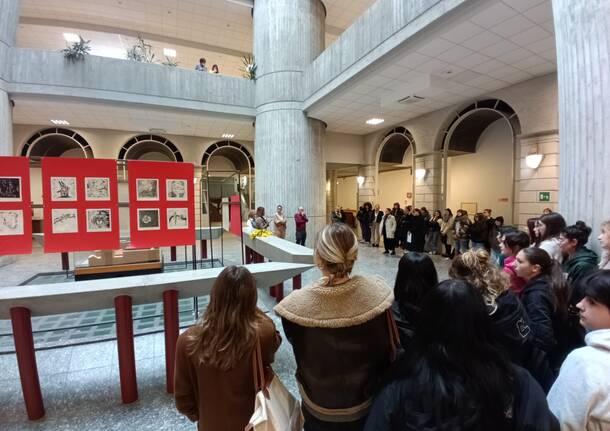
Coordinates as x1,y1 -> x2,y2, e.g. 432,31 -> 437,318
114,295 -> 138,404
10,307 -> 45,420
245,246 -> 252,264
201,240 -> 208,259
293,274 -> 302,290
61,252 -> 69,271
191,245 -> 197,270
274,282 -> 284,302
170,247 -> 177,262
163,290 -> 179,394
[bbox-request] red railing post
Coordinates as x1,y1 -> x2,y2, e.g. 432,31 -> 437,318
201,240 -> 208,259
163,290 -> 179,394
114,295 -> 138,403
293,274 -> 302,290
10,307 -> 45,420
274,282 -> 284,302
170,246 -> 177,262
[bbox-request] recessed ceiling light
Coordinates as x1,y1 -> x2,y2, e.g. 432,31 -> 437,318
63,33 -> 80,43
226,0 -> 254,7
50,119 -> 70,125
163,48 -> 176,57
366,118 -> 385,125
222,133 -> 235,139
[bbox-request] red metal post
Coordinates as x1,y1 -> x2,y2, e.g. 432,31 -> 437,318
114,295 -> 138,403
274,282 -> 284,302
170,246 -> 177,262
163,290 -> 179,394
201,240 -> 208,259
293,274 -> 302,290
61,252 -> 69,271
10,307 -> 45,420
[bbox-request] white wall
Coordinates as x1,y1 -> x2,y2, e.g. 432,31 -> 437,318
447,118 -> 514,222
336,176 -> 358,211
378,168 -> 412,210
325,132 -> 364,165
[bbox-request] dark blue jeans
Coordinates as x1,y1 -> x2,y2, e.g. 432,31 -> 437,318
296,230 -> 307,246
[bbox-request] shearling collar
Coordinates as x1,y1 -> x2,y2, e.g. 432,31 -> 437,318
274,275 -> 393,328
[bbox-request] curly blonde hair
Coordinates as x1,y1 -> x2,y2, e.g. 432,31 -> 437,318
449,249 -> 509,306
315,223 -> 358,282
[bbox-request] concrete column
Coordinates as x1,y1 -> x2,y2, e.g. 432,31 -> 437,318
553,0 -> 610,255
326,169 -> 337,220
0,0 -> 19,156
414,153 -> 443,211
357,165 -> 376,207
253,0 -> 326,246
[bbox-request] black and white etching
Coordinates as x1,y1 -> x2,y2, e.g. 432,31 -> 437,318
136,179 -> 159,200
137,208 -> 160,230
86,209 -> 112,232
167,208 -> 188,229
0,177 -> 22,202
0,210 -> 24,236
51,177 -> 77,201
51,208 -> 78,233
85,177 -> 110,201
166,179 -> 187,201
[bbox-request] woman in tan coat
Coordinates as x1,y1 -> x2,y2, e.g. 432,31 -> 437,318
174,266 -> 281,431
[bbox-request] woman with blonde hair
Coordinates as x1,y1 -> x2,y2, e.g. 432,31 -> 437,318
275,222 -> 395,431
174,266 -> 281,431
599,219 -> 610,269
449,250 -> 539,375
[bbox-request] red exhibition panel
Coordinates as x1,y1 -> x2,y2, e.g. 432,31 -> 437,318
0,156 -> 32,255
42,157 -> 120,253
229,195 -> 241,237
127,160 -> 195,248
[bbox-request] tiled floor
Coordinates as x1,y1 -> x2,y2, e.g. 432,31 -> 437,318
0,235 -> 451,430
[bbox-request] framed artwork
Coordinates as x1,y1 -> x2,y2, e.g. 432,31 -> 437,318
86,209 -> 112,232
460,202 -> 478,215
0,177 -> 22,202
166,179 -> 187,201
85,177 -> 110,201
51,177 -> 77,201
0,209 -> 24,236
51,208 -> 78,233
167,208 -> 188,229
136,178 -> 159,200
137,208 -> 160,230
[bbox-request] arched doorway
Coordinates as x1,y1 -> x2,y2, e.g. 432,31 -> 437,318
375,127 -> 415,209
201,141 -> 254,224
118,134 -> 183,162
441,99 -> 521,223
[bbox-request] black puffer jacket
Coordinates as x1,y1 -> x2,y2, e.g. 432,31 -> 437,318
364,365 -> 559,431
490,290 -> 533,365
520,276 -> 556,352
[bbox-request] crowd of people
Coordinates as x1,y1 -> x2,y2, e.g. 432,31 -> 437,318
173,211 -> 610,430
245,204 -> 309,245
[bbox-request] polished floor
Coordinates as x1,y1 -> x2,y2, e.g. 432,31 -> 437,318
0,234 -> 451,430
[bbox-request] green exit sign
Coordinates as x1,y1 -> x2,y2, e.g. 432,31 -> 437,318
539,192 -> 551,202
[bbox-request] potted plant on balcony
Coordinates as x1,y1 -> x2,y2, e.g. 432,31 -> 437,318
127,35 -> 155,63
61,36 -> 91,62
241,54 -> 257,80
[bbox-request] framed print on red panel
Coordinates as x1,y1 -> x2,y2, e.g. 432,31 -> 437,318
42,157 -> 119,253
0,156 -> 32,255
127,160 -> 195,248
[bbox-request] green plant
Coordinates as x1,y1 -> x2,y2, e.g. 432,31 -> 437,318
126,35 -> 155,63
241,54 -> 257,80
161,56 -> 179,67
61,36 -> 91,62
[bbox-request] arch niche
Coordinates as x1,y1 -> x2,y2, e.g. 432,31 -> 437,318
441,99 -> 521,223
118,134 -> 183,162
201,141 -> 254,223
374,127 -> 416,209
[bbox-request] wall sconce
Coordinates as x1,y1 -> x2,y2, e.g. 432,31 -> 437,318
356,176 -> 365,186
415,168 -> 427,180
525,153 -> 544,169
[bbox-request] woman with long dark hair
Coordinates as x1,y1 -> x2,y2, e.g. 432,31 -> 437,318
560,221 -> 599,288
534,212 -> 567,263
364,279 -> 559,431
501,230 -> 530,295
392,252 -> 438,346
174,266 -> 281,430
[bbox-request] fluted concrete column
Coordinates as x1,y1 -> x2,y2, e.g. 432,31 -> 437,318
357,165 -> 376,206
253,0 -> 326,246
0,0 -> 19,156
326,170 -> 337,220
553,0 -> 610,255
414,153 -> 443,211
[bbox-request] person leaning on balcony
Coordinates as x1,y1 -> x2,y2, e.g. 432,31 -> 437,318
195,57 -> 207,72
174,265 -> 281,431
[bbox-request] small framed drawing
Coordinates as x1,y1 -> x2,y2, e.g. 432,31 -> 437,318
166,179 -> 187,201
137,208 -> 160,230
167,208 -> 188,229
0,209 -> 24,236
0,177 -> 22,202
85,177 -> 110,201
51,208 -> 78,233
86,209 -> 112,232
51,177 -> 77,201
136,179 -> 159,201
